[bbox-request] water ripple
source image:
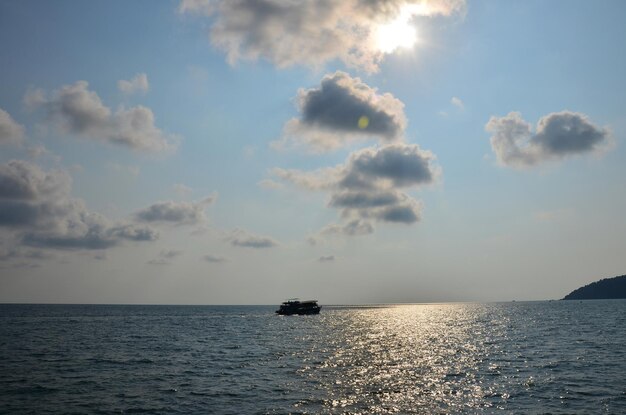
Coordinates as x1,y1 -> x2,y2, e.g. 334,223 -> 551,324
0,301 -> 625,413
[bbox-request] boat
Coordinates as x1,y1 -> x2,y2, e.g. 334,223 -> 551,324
275,299 -> 321,315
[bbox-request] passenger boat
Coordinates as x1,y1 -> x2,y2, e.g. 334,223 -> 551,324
275,299 -> 321,315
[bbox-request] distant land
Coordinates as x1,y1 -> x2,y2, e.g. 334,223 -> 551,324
562,275 -> 626,300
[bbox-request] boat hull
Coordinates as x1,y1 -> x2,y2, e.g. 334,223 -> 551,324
275,305 -> 321,315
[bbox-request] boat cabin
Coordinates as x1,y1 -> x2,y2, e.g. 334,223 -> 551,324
276,299 -> 321,315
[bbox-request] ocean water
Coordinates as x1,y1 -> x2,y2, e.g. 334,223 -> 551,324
1,301 -> 625,414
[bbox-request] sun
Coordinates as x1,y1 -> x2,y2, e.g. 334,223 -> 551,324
374,7 -> 420,54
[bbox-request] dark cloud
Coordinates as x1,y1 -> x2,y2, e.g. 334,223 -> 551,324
342,143 -> 436,189
28,81 -> 178,152
322,219 -> 374,237
160,249 -> 183,259
147,249 -> 182,266
135,196 -> 215,225
299,72 -> 404,137
329,191 -> 400,209
0,160 -> 70,201
486,111 -> 611,168
109,225 -> 159,242
0,109 -> 25,146
0,246 -> 54,262
275,143 -> 437,229
331,192 -> 421,224
21,220 -> 158,250
534,112 -> 608,153
0,201 -> 46,228
204,254 -> 227,263
179,0 -> 465,72
229,229 -> 278,248
308,219 -> 374,245
0,160 -> 159,251
93,252 -> 107,260
375,202 -> 421,223
278,72 -> 406,152
318,255 -> 335,262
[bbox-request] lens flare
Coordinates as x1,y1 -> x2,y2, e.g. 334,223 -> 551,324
358,116 -> 369,129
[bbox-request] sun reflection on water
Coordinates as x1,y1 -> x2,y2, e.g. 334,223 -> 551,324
302,304 -> 515,413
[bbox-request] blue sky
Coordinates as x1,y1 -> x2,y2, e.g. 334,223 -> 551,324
1,0 -> 625,304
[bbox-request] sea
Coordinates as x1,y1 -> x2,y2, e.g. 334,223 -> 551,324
1,301 -> 625,414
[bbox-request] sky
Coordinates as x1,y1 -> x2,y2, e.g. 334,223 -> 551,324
1,0 -> 625,305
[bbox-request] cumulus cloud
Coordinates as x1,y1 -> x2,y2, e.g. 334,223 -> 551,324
180,0 -> 465,72
0,109 -> 25,146
0,160 -> 159,251
276,72 -> 406,152
134,195 -> 216,225
228,229 -> 278,248
341,143 -> 437,189
28,81 -> 178,152
275,142 -> 438,238
118,73 -> 149,95
486,111 -> 611,168
451,96 -> 464,110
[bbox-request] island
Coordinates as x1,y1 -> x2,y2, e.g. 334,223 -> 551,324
562,274 -> 626,300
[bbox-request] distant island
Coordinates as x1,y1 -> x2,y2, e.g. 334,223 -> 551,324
562,274 -> 626,300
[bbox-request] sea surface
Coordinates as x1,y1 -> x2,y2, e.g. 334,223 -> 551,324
1,301 -> 625,414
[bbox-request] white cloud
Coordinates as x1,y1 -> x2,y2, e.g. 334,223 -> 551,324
272,167 -> 338,191
486,111 -> 611,168
0,108 -> 25,146
179,0 -> 214,15
180,0 -> 465,72
257,179 -> 285,190
451,96 -> 464,110
28,81 -> 179,153
173,183 -> 193,198
118,73 -> 149,95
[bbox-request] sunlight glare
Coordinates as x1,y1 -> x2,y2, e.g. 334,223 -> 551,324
374,7 -> 420,54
